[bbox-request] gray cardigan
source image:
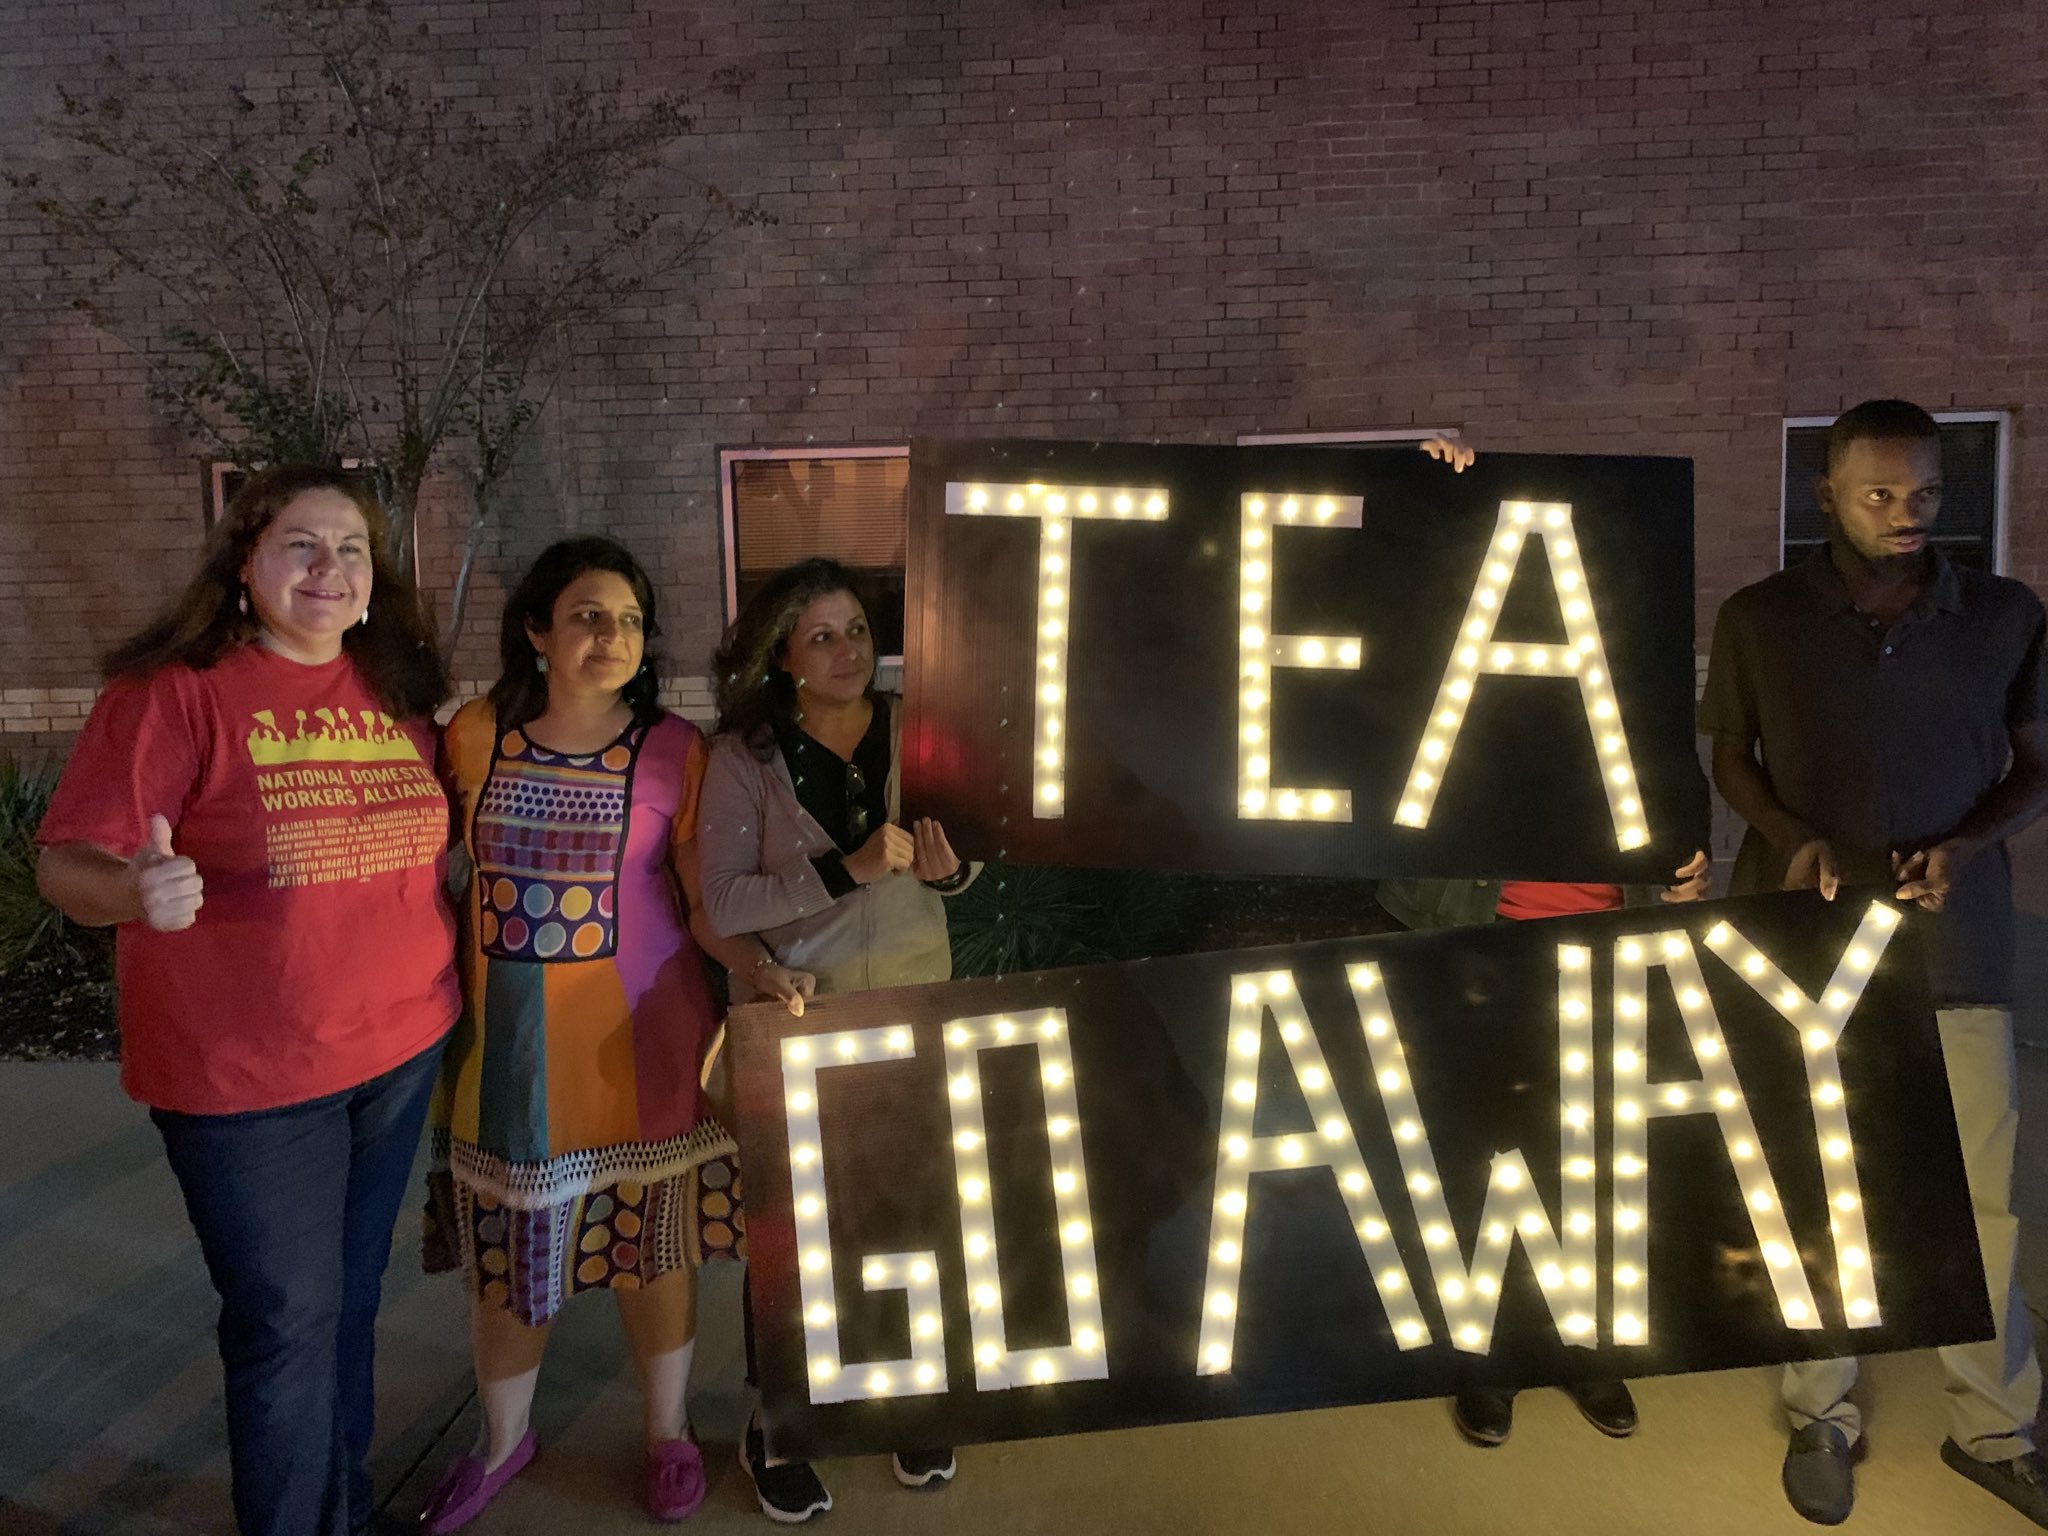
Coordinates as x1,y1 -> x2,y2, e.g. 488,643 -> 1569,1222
696,704 -> 974,1000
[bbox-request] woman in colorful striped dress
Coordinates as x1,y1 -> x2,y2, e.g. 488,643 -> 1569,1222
418,538 -> 811,1531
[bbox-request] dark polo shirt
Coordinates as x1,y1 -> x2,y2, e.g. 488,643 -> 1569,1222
1699,548 -> 2047,1006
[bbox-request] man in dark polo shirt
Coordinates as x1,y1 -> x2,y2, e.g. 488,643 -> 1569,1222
1701,398 -> 2048,1528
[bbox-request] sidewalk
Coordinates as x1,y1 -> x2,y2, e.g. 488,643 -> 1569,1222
4,893 -> 2045,1536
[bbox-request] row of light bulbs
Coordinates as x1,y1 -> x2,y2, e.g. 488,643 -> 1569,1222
1356,951 -> 1603,1353
1703,904 -> 1898,1328
782,1025 -> 944,1403
1612,933 -> 1822,1335
943,1010 -> 1110,1390
1236,494 -> 1365,821
945,480 -> 1172,819
1199,918 -> 1893,1365
783,1013 -> 1109,1403
949,485 -> 1653,843
1198,969 -> 1431,1374
783,910 -> 1898,1395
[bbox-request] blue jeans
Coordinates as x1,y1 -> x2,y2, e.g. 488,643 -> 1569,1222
152,1042 -> 444,1536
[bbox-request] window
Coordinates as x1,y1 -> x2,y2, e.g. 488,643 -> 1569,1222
1781,413 -> 2008,573
204,461 -> 243,529
203,459 -> 384,530
720,446 -> 910,660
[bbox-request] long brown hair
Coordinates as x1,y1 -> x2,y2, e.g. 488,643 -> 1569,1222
711,558 -> 872,759
488,537 -> 665,732
103,464 -> 448,718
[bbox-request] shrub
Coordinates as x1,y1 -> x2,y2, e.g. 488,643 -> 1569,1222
945,862 -> 1394,980
0,755 -> 112,976
946,863 -> 1185,979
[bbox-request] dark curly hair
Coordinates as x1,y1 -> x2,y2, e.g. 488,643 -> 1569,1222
103,463 -> 448,718
489,537 -> 665,731
712,558 -> 872,759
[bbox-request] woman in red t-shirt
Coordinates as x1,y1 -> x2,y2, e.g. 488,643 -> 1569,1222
37,465 -> 459,1536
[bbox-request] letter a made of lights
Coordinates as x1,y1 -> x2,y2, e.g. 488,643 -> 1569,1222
1198,969 -> 1429,1372
1396,501 -> 1649,849
945,480 -> 1170,818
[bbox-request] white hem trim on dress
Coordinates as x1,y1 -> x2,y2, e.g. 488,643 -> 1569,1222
432,1119 -> 739,1211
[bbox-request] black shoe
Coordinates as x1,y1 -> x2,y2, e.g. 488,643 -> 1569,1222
1782,1422 -> 1864,1525
1940,1439 -> 2048,1527
740,1408 -> 832,1524
891,1448 -> 957,1489
1452,1390 -> 1515,1447
1564,1379 -> 1638,1438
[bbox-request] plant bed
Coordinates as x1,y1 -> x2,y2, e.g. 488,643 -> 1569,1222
0,950 -> 118,1061
2,755 -> 119,1062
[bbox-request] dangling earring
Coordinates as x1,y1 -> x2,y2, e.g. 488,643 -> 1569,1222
237,588 -> 249,617
536,655 -> 550,674
358,606 -> 371,627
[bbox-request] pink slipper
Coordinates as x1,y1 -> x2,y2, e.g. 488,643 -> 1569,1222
418,1429 -> 537,1533
646,1437 -> 707,1522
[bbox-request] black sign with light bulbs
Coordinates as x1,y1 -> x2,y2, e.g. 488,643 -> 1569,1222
900,438 -> 1707,882
729,891 -> 1987,1458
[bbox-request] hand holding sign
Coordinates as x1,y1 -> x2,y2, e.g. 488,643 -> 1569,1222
1893,842 -> 1965,912
1661,849 -> 1711,903
759,960 -> 818,1017
1419,435 -> 1475,473
1783,838 -> 1841,901
130,814 -> 204,931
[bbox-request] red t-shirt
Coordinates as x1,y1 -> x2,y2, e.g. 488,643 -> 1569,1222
39,645 -> 459,1114
1494,881 -> 1625,922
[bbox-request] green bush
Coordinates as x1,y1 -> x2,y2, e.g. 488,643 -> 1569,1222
945,862 -> 1395,980
0,756 -> 112,976
946,863 -> 1186,978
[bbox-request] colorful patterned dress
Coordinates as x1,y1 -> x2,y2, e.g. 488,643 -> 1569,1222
425,700 -> 741,1324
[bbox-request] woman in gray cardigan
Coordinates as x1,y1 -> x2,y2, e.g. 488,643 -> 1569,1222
697,557 -> 976,1523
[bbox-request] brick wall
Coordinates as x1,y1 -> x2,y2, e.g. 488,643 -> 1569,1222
4,0 -> 2044,766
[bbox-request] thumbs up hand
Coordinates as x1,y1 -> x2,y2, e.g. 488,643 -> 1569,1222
129,814 -> 204,932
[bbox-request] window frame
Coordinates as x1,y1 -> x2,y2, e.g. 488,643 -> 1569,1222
1779,411 -> 2010,574
718,442 -> 912,667
204,456 -> 380,530
1235,427 -> 1461,447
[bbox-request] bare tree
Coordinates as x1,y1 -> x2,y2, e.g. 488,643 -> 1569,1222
9,0 -> 763,645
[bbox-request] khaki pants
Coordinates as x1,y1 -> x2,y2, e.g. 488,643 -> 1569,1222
1783,1007 -> 2040,1461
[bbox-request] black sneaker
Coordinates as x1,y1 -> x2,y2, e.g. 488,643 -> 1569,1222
1452,1390 -> 1515,1447
1782,1421 -> 1864,1525
891,1448 -> 957,1489
1565,1379 -> 1638,1438
1941,1439 -> 2048,1527
740,1408 -> 832,1524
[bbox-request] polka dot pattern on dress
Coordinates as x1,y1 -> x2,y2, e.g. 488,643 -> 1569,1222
474,724 -> 642,963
